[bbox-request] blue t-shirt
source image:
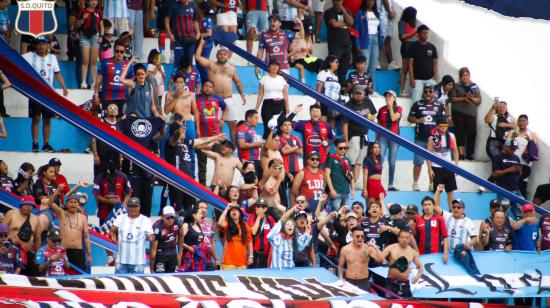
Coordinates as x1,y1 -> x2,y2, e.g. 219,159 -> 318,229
513,223 -> 540,251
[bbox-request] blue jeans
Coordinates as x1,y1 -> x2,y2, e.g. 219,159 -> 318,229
246,10 -> 269,32
361,34 -> 379,88
115,263 -> 145,274
413,139 -> 428,166
412,79 -> 435,104
379,137 -> 399,186
184,120 -> 197,175
331,193 -> 350,211
128,9 -> 144,59
174,39 -> 196,70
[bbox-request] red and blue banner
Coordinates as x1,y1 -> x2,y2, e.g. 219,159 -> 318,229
15,0 -> 58,37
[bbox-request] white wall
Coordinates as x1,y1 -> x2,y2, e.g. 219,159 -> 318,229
391,0 -> 550,198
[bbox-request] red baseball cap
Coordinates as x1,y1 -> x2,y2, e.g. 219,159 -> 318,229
521,204 -> 535,212
19,195 -> 36,207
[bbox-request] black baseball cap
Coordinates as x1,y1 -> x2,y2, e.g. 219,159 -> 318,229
49,158 -> 62,166
268,15 -> 281,21
389,203 -> 403,215
406,204 -> 419,214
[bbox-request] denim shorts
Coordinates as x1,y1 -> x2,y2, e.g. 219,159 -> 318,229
413,139 -> 428,166
246,10 -> 268,32
79,32 -> 99,48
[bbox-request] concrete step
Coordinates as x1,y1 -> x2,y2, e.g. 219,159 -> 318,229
0,151 -> 94,184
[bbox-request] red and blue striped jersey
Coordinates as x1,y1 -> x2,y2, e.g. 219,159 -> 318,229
280,134 -> 302,173
168,1 -> 198,39
247,0 -> 267,11
414,214 -> 448,255
98,58 -> 133,101
236,123 -> 260,161
294,120 -> 334,166
258,30 -> 295,70
196,94 -> 226,137
170,66 -> 201,92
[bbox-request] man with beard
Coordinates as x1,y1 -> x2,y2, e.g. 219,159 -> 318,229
3,196 -> 42,275
195,38 -> 247,144
292,151 -> 325,211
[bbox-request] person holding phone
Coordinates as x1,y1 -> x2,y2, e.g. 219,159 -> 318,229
36,228 -> 70,277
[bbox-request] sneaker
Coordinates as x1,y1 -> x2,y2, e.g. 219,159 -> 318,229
478,186 -> 487,193
412,183 -> 420,191
388,186 -> 399,191
376,62 -> 382,70
106,255 -> 115,266
80,82 -> 88,89
42,143 -> 55,153
428,183 -> 433,191
387,61 -> 401,70
32,142 -> 39,152
399,90 -> 409,97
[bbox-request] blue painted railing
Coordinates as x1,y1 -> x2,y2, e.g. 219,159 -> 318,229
211,33 -> 550,216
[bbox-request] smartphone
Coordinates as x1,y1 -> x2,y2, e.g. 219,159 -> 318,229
494,97 -> 499,103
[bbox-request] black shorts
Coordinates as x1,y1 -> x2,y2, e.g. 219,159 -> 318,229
250,251 -> 269,269
386,278 -> 412,297
21,251 -> 39,277
29,99 -> 54,118
345,277 -> 371,292
400,41 -> 414,59
432,167 -> 457,192
154,253 -> 178,273
66,248 -> 88,273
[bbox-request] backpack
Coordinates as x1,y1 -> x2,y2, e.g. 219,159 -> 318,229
81,11 -> 99,39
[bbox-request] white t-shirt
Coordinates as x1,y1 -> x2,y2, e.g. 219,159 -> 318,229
442,210 -> 477,252
114,214 -> 153,265
260,75 -> 287,100
430,131 -> 457,168
366,11 -> 379,35
22,52 -> 60,87
317,70 -> 340,101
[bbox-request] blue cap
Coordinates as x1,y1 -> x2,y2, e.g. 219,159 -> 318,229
35,36 -> 49,44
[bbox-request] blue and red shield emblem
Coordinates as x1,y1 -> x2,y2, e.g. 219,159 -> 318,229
16,0 -> 58,37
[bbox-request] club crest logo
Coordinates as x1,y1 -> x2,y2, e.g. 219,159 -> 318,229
16,0 -> 58,38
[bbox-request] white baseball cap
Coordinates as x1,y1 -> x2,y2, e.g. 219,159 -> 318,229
163,206 -> 176,217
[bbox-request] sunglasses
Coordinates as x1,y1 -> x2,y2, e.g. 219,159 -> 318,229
352,206 -> 362,210
438,124 -> 448,127
166,216 -> 175,220
296,200 -> 306,204
309,158 -> 319,161
354,235 -> 364,239
0,234 -> 8,238
451,206 -> 463,210
338,147 -> 348,150
423,90 -> 434,93
114,50 -> 125,54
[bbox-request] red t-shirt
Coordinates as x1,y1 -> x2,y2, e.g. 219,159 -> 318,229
299,167 -> 325,203
248,214 -> 276,254
414,214 -> 448,255
343,0 -> 362,16
53,174 -> 70,205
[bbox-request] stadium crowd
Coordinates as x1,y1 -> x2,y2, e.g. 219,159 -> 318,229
0,0 -> 549,302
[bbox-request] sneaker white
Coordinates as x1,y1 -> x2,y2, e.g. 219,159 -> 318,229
106,255 -> 115,266
80,82 -> 88,89
387,61 -> 401,70
412,183 -> 420,191
376,62 -> 382,69
428,183 -> 433,191
478,186 -> 487,193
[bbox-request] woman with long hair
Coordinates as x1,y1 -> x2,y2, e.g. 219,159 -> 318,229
76,0 -> 103,89
288,18 -> 323,83
178,205 -> 209,272
33,164 -> 59,206
435,75 -> 455,118
353,0 -> 382,87
449,67 -> 482,160
217,203 -> 253,269
316,55 -> 341,122
376,91 -> 402,191
146,49 -> 166,105
255,59 -> 289,140
397,6 -> 417,97
362,141 -> 386,204
267,207 -> 312,269
13,162 -> 35,197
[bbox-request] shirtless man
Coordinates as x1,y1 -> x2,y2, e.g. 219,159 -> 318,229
371,229 -> 423,298
338,227 -> 376,291
259,159 -> 285,207
48,188 -> 92,273
195,38 -> 247,144
3,196 -> 42,276
202,140 -> 242,189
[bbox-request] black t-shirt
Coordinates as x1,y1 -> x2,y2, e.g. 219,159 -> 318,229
344,98 -> 377,138
118,117 -> 164,150
492,152 -> 520,190
411,41 -> 438,80
361,218 -> 387,250
97,117 -> 119,157
408,99 -> 446,141
32,180 -> 59,205
333,217 -> 352,251
346,71 -> 373,95
324,7 -> 352,47
380,218 -> 410,249
534,184 -> 550,204
164,138 -> 194,176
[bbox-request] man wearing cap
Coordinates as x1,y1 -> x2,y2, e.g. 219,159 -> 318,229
150,206 -> 180,273
343,85 -> 376,184
36,228 -> 70,277
427,117 -> 459,207
491,138 -> 522,217
333,208 -> 359,251
433,185 -> 478,254
405,204 -> 419,230
49,158 -> 70,206
513,204 -> 540,252
248,198 -> 276,268
292,151 -> 325,211
256,15 -> 296,76
407,81 -> 446,191
23,36 -> 69,153
0,223 -> 22,274
3,196 -> 41,275
380,203 -> 416,249
376,89 -> 402,191
409,24 -> 438,104
195,38 -> 247,145
48,190 -> 92,273
111,197 -> 154,274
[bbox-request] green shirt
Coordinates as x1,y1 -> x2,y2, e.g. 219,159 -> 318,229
326,156 -> 351,194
